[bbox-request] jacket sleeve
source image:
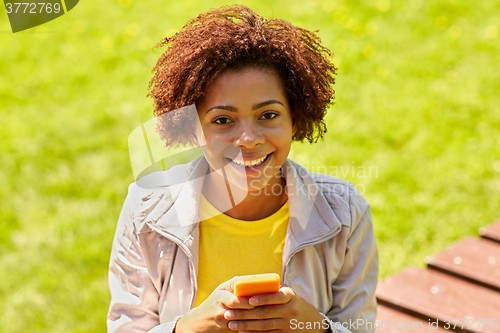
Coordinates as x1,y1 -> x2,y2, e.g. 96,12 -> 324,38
107,192 -> 182,333
324,184 -> 379,333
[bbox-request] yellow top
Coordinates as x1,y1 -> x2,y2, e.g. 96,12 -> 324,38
193,195 -> 289,307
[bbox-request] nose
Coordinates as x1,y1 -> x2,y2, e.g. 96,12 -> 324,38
233,120 -> 265,149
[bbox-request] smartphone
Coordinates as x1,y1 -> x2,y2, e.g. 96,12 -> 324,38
234,273 -> 280,297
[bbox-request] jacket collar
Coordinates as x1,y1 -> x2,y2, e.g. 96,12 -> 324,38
145,157 -> 342,251
281,159 -> 342,256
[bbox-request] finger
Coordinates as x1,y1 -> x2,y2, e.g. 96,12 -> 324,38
248,287 -> 293,306
224,304 -> 282,320
227,318 -> 284,331
216,290 -> 256,310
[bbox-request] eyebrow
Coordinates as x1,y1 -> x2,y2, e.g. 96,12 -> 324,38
205,99 -> 284,114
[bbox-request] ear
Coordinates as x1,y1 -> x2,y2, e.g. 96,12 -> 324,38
292,123 -> 297,137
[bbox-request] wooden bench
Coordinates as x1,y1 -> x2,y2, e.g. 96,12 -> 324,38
480,220 -> 500,243
425,237 -> 500,292
375,220 -> 500,333
376,304 -> 449,332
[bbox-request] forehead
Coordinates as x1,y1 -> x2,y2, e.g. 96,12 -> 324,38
201,67 -> 287,105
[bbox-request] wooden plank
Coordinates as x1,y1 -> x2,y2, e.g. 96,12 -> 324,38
376,304 -> 449,332
425,237 -> 500,292
376,267 -> 500,333
480,220 -> 500,243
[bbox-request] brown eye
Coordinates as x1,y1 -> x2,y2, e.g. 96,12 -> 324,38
260,112 -> 278,120
213,116 -> 233,125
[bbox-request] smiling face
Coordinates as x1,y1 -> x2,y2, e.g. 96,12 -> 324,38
195,66 -> 296,193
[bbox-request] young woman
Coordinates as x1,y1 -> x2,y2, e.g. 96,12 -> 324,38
107,5 -> 378,333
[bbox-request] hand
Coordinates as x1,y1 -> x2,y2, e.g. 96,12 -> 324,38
223,284 -> 329,333
175,277 -> 256,333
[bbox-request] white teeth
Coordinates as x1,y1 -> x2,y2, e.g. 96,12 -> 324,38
232,154 -> 269,167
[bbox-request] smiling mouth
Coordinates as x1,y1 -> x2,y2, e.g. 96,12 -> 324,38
227,153 -> 272,168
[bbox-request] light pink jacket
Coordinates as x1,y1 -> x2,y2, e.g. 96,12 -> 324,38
107,158 -> 378,333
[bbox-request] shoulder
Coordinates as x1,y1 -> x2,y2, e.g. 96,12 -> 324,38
288,159 -> 371,234
121,181 -> 169,234
121,157 -> 207,233
124,157 -> 204,222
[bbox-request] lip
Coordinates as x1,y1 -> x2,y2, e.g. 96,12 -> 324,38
226,152 -> 273,175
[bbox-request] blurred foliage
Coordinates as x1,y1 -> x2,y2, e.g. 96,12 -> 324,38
1,0 -> 499,331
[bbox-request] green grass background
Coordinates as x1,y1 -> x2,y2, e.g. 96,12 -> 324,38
1,0 -> 499,331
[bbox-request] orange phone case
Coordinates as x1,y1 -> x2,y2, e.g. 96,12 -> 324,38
234,273 -> 280,297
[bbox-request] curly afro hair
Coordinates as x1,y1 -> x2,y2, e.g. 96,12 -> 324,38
147,4 -> 337,148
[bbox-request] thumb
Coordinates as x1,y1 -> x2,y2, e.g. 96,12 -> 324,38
216,276 -> 240,294
214,277 -> 255,310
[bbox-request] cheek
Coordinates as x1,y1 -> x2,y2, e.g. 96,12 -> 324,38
200,125 -> 228,142
269,127 -> 293,156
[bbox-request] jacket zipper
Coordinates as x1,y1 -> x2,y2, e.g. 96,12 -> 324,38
145,222 -> 198,309
147,222 -> 342,308
282,225 -> 342,282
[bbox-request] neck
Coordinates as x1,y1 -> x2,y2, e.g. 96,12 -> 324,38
201,169 -> 288,221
